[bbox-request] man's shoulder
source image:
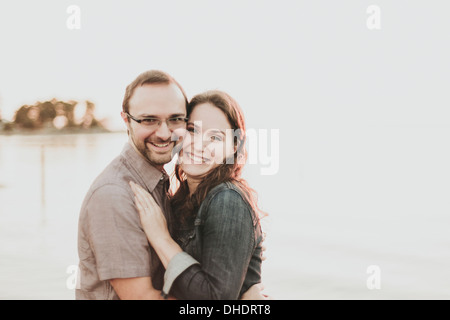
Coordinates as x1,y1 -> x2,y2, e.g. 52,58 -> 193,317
91,151 -> 135,188
80,154 -> 134,211
93,153 -> 128,183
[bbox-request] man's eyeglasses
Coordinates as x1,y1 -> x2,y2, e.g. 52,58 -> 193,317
125,112 -> 188,130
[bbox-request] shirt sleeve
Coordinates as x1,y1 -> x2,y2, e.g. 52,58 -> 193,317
166,189 -> 256,300
86,184 -> 152,281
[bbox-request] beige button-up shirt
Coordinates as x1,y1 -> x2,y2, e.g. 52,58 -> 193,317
76,142 -> 171,300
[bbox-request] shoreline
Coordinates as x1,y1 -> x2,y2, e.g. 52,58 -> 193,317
0,128 -> 125,137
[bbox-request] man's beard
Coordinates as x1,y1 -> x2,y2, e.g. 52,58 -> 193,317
129,127 -> 173,166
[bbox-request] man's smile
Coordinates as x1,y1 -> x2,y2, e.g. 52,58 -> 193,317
147,141 -> 173,152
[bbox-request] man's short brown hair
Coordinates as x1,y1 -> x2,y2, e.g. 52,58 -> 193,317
122,70 -> 188,113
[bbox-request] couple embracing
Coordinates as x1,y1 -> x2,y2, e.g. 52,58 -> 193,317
76,70 -> 268,300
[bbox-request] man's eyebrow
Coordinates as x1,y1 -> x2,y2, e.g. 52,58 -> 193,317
138,113 -> 186,118
137,114 -> 157,118
169,113 -> 186,118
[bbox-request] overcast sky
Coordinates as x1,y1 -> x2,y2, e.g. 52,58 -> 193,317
1,0 -> 450,202
1,1 -> 449,128
1,0 -> 316,129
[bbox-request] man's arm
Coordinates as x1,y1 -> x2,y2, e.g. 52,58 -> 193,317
110,277 -> 164,300
86,185 -> 161,298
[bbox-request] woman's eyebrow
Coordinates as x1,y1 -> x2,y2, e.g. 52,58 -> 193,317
186,123 -> 226,135
207,128 -> 226,136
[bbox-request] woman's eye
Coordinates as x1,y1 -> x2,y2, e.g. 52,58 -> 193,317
211,135 -> 222,142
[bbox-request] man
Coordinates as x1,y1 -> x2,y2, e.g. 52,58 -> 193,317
76,70 -> 188,299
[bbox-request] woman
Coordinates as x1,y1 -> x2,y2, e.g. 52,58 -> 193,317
130,90 -> 266,300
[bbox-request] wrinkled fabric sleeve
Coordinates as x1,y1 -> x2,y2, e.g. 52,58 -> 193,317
165,189 -> 255,300
86,184 -> 152,281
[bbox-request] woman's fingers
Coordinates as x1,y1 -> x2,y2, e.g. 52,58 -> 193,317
130,183 -> 146,210
130,182 -> 152,209
134,196 -> 144,213
130,181 -> 162,213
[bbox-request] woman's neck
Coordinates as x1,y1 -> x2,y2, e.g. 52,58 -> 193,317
186,176 -> 201,196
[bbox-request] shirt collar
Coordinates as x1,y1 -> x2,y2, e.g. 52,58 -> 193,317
121,142 -> 169,193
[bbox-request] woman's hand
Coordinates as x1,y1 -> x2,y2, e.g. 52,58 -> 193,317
130,181 -> 170,248
130,181 -> 183,269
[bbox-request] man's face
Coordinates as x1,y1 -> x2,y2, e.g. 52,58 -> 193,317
122,83 -> 187,169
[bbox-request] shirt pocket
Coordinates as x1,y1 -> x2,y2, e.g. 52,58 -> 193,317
176,225 -> 196,248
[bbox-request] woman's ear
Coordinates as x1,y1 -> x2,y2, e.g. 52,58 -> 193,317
234,137 -> 241,153
235,140 -> 247,164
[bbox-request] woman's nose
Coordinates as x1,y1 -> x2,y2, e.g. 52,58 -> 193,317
192,134 -> 205,153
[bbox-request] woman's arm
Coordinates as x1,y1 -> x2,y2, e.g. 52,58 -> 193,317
131,182 -> 259,300
169,189 -> 256,300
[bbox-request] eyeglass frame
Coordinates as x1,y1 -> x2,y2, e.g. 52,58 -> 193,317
124,112 -> 188,129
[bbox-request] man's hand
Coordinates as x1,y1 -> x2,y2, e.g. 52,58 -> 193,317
240,283 -> 272,300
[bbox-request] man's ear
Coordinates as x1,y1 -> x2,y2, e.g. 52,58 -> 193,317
121,111 -> 129,124
121,112 -> 131,136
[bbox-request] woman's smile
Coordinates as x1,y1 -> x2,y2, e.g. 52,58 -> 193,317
184,151 -> 212,164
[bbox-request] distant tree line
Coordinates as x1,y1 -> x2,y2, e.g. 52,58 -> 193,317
0,99 -> 107,133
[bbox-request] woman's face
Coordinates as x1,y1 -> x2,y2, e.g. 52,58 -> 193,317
180,103 -> 236,178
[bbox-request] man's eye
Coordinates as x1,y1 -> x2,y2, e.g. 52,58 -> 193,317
211,135 -> 222,142
142,118 -> 158,124
169,117 -> 184,123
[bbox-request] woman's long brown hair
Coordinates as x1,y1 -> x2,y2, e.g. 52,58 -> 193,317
170,90 -> 266,224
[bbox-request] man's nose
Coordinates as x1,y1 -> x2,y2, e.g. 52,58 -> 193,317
154,121 -> 172,141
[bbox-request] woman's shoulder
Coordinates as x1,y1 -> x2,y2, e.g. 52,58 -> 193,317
199,182 -> 257,222
205,181 -> 248,204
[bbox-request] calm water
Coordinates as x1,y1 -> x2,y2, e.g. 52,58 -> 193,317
0,130 -> 449,299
